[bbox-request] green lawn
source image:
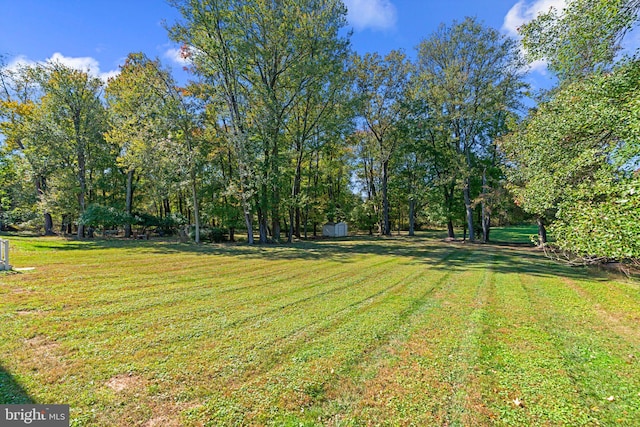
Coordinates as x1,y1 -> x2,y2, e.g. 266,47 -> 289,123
1,228 -> 639,426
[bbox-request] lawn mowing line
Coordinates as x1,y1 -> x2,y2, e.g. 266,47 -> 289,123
262,251 -> 469,420
169,257 -> 436,396
208,257 -> 402,331
94,258 -> 396,345
476,262 -> 594,426
77,256 -> 295,293
559,277 -> 640,345
64,259 -> 311,317
57,257 -> 408,367
189,258 -> 411,356
218,265 -> 445,423
209,244 -> 465,341
244,265 -> 434,357
435,248 -> 494,426
68,260 -> 330,314
515,274 -> 607,422
65,256 -> 394,329
518,273 -> 640,425
39,255 -> 402,362
322,247 -> 487,425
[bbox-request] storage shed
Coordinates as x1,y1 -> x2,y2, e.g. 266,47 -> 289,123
322,222 -> 348,237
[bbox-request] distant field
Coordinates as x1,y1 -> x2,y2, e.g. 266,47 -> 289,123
1,227 -> 639,426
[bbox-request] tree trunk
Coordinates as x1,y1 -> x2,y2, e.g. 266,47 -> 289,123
537,217 -> 548,245
447,218 -> 455,239
258,207 -> 268,244
77,149 -> 87,239
287,207 -> 295,243
190,170 -> 200,244
44,212 -> 55,236
463,179 -> 474,242
163,198 -> 171,217
481,168 -> 490,243
408,198 -> 416,237
244,212 -> 254,245
125,169 -> 134,238
382,159 -> 391,236
270,132 -> 281,242
295,207 -> 301,238
292,146 -> 304,240
443,185 -> 456,239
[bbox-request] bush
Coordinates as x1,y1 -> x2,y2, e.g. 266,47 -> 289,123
158,213 -> 187,236
189,226 -> 227,243
131,212 -> 161,229
551,180 -> 640,263
80,205 -> 128,229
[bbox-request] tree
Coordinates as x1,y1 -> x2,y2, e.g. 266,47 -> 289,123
34,63 -> 108,238
169,0 -> 350,244
520,0 -> 640,81
501,59 -> 640,262
416,17 -> 526,241
0,60 -> 56,233
352,51 -> 411,236
105,53 -> 175,238
2,61 -> 110,237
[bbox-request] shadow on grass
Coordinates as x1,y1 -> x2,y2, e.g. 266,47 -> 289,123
0,365 -> 35,404
146,234 -> 605,282
5,230 -> 610,282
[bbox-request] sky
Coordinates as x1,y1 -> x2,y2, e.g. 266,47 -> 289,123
0,0 -> 571,91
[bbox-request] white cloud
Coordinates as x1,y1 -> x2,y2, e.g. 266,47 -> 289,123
502,1 -> 566,76
164,47 -> 189,65
343,0 -> 397,31
528,59 -> 548,74
6,54 -> 36,72
47,52 -> 120,82
3,52 -> 121,82
502,0 -> 566,37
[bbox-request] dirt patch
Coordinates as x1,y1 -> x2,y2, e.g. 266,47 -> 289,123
105,374 -> 146,393
22,335 -> 72,384
16,309 -> 42,315
142,411 -> 186,427
11,288 -> 34,294
25,335 -> 59,354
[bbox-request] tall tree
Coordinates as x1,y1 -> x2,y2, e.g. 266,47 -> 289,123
169,0 -> 350,244
0,61 -> 58,233
352,51 -> 411,236
501,59 -> 640,262
105,53 -> 175,238
38,63 -> 107,238
520,0 -> 640,81
416,17 -> 526,241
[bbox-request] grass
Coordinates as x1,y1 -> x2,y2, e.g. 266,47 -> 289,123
1,226 -> 639,426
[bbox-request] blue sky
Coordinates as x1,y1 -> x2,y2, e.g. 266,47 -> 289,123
0,0 -> 567,89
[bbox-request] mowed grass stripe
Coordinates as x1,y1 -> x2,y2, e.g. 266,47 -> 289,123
2,233 -> 639,427
57,256 -> 400,350
520,274 -> 640,425
272,246 -> 484,425
186,250 -> 471,424
475,255 -> 595,426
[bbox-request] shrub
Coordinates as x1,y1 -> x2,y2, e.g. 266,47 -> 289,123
80,205 -> 128,229
189,226 -> 227,243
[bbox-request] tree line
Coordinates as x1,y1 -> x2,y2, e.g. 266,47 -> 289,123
1,0 -> 638,266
